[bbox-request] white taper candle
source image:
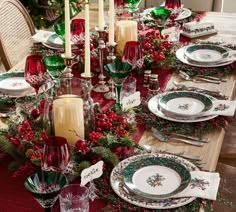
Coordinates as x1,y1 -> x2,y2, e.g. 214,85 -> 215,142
65,0 -> 72,58
109,0 -> 115,45
84,1 -> 91,77
98,0 -> 105,31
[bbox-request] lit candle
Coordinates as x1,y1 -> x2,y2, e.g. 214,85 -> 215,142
65,0 -> 72,58
84,1 -> 91,77
98,0 -> 104,31
108,0 -> 115,45
116,20 -> 138,56
53,95 -> 84,147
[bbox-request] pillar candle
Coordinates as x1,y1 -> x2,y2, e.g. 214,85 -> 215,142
84,1 -> 91,77
116,20 -> 138,56
108,0 -> 115,45
98,0 -> 105,31
65,0 -> 72,58
53,95 -> 84,147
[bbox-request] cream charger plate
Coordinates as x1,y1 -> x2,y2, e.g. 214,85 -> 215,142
158,91 -> 213,117
176,46 -> 233,67
148,94 -> 217,122
110,153 -> 198,209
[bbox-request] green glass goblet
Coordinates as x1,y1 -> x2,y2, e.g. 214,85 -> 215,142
44,55 -> 65,79
104,60 -> 133,109
53,23 -> 65,48
150,7 -> 172,36
24,170 -> 68,212
124,0 -> 142,16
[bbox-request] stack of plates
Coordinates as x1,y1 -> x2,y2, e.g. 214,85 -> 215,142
43,34 -> 76,50
176,44 -> 234,67
148,91 -> 217,123
158,91 -> 213,119
110,153 -> 199,209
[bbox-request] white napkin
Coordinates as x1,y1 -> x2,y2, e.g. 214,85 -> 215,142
206,100 -> 236,116
175,171 -> 220,200
181,21 -> 216,38
32,30 -> 54,43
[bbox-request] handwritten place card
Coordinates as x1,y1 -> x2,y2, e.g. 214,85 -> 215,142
80,161 -> 104,186
122,91 -> 141,111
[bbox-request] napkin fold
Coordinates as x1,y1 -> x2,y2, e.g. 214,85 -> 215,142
181,21 -> 217,38
175,171 -> 220,200
32,30 -> 55,43
206,100 -> 236,116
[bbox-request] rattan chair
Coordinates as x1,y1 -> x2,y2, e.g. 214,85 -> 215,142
0,0 -> 36,71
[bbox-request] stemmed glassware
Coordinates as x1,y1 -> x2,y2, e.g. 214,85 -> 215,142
104,60 -> 132,108
53,23 -> 65,43
24,55 -> 47,94
41,136 -> 71,173
124,0 -> 142,16
71,18 -> 85,51
165,0 -> 181,20
44,55 -> 65,79
24,170 -> 67,212
149,7 -> 172,36
122,41 -> 143,70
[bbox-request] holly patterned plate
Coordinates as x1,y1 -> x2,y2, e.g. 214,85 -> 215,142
185,44 -> 229,63
159,91 -> 213,117
110,153 -> 198,209
121,156 -> 191,200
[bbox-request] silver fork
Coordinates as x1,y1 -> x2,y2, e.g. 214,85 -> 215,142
152,129 -> 204,147
151,127 -> 209,143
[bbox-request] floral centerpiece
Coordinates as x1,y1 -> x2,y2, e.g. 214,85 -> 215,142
0,99 -> 140,178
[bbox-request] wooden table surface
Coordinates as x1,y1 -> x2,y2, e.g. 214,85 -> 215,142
1,11 -> 236,173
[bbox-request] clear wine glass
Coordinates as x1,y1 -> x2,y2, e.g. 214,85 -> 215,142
104,60 -> 133,108
149,7 -> 172,36
24,170 -> 67,212
24,55 -> 47,94
122,41 -> 143,70
41,136 -> 71,173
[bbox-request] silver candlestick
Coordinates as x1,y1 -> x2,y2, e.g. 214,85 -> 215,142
104,42 -> 117,100
93,30 -> 109,93
61,54 -> 75,78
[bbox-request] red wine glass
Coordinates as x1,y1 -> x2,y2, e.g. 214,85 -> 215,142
71,18 -> 85,50
24,55 -> 47,94
42,136 -> 71,173
165,0 -> 181,20
122,41 -> 143,70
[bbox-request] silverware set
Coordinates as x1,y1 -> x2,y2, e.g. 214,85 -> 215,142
151,127 -> 208,147
179,70 -> 223,84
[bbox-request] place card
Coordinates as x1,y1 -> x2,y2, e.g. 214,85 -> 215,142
122,91 -> 141,111
81,161 -> 104,186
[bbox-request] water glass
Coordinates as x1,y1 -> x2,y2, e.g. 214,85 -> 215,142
165,0 -> 181,20
59,184 -> 89,212
121,76 -> 137,99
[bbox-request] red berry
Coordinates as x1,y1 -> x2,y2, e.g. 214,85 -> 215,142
31,109 -> 40,119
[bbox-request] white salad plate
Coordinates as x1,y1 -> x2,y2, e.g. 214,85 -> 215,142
148,93 -> 217,123
158,91 -> 213,117
184,44 -> 229,63
0,77 -> 33,96
110,153 -> 198,209
176,46 -> 234,67
121,156 -> 191,200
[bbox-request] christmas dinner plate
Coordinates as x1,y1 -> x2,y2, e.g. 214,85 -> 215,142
148,94 -> 217,123
184,44 -> 229,63
158,91 -> 213,117
110,153 -> 198,209
121,156 -> 191,200
176,46 -> 233,67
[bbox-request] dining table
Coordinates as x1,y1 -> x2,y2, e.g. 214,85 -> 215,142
0,8 -> 236,212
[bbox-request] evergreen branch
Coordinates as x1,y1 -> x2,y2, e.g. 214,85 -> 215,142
92,146 -> 119,166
